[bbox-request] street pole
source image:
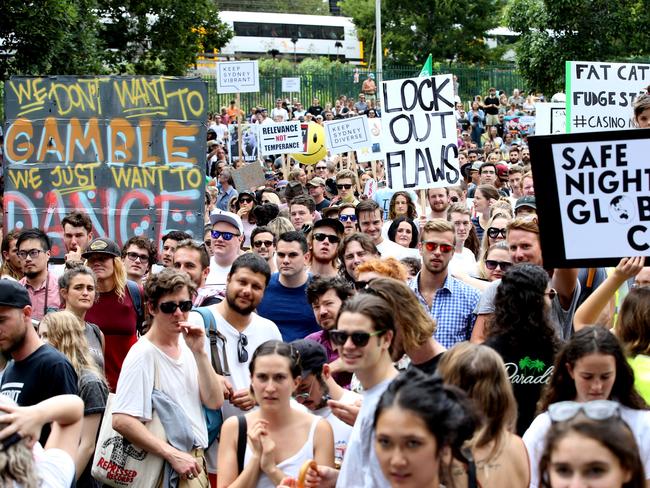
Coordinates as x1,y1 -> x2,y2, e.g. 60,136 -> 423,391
375,0 -> 382,89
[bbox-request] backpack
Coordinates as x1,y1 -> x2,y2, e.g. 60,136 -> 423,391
193,306 -> 226,445
126,280 -> 145,335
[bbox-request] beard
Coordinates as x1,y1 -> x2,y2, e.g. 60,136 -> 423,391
226,289 -> 257,316
23,269 -> 41,279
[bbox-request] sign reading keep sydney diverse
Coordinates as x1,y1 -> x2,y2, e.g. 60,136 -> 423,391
528,128 -> 650,267
217,61 -> 260,93
380,74 -> 460,191
324,116 -> 370,155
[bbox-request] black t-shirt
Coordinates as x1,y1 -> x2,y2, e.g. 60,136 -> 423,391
483,96 -> 500,115
316,198 -> 331,212
307,105 -> 323,117
484,335 -> 556,435
1,344 -> 78,444
407,352 -> 444,376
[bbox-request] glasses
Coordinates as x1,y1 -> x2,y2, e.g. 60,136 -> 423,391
17,249 -> 45,260
485,260 -> 512,272
545,288 -> 558,300
339,215 -> 357,223
315,166 -> 327,171
337,184 -> 353,190
329,329 -> 386,347
211,230 -> 240,241
159,300 -> 193,314
313,233 -> 340,244
487,227 -> 507,239
239,198 -> 253,204
422,241 -> 454,253
125,252 -> 149,263
238,333 -> 248,363
548,400 -> 620,423
253,240 -> 274,248
632,282 -> 650,289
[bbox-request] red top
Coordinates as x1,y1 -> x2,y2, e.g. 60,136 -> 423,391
86,288 -> 138,392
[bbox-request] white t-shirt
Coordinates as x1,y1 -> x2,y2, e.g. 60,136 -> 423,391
271,107 -> 289,122
314,389 -> 359,467
14,443 -> 76,488
204,258 -> 233,295
214,123 -> 228,143
523,405 -> 650,488
188,306 -> 282,473
376,238 -> 411,260
112,337 -> 208,448
448,247 -> 478,276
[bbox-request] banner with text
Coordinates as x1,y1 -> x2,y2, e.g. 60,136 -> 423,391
380,74 -> 460,191
3,75 -> 207,259
356,117 -> 382,163
217,61 -> 260,94
566,61 -> 650,133
259,121 -> 303,155
528,128 -> 650,267
324,116 -> 371,155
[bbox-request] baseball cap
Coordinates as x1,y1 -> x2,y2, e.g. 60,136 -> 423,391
515,196 -> 536,211
307,177 -> 326,188
209,209 -> 244,234
82,238 -> 121,259
471,162 -> 482,172
0,280 -> 31,309
313,218 -> 344,235
495,163 -> 509,178
291,339 -> 328,377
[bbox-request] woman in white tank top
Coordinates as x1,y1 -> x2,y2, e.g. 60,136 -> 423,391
217,340 -> 334,487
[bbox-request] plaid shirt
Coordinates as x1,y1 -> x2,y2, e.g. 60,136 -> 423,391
409,272 -> 480,348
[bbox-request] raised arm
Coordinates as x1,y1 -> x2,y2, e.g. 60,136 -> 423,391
551,267 -> 579,310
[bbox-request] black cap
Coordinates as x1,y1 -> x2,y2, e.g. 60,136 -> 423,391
82,238 -> 121,259
515,196 -> 537,211
0,280 -> 31,309
313,218 -> 344,235
291,339 -> 328,377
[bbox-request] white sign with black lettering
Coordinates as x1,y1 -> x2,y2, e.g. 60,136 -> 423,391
566,61 -> 650,133
380,74 -> 460,191
282,77 -> 300,93
259,121 -> 303,155
324,116 -> 371,155
217,61 -> 260,93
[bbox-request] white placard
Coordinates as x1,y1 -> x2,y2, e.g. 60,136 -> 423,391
324,116 -> 371,155
380,74 -> 461,190
566,61 -> 649,133
217,61 -> 260,94
282,77 -> 300,93
356,117 -> 382,163
536,103 -> 566,135
259,121 -> 303,155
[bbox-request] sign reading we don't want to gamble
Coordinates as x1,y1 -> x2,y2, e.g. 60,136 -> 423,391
3,75 -> 207,258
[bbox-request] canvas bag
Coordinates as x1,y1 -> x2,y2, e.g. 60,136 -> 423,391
91,359 -> 166,487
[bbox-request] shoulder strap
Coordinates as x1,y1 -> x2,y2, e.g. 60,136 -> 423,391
237,415 -> 247,474
126,280 -> 145,334
194,307 -> 229,376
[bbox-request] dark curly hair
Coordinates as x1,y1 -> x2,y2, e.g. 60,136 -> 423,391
387,216 -> 419,248
388,191 -> 417,220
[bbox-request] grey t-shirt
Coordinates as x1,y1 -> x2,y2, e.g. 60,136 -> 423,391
476,278 -> 581,341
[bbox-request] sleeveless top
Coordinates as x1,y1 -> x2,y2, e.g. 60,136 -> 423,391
243,416 -> 320,488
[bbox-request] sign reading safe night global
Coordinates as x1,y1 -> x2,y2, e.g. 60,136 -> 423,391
528,128 -> 650,268
3,75 -> 207,259
381,74 -> 460,191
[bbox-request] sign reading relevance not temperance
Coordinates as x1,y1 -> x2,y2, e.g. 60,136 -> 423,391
528,128 -> 650,268
324,116 -> 371,155
259,121 -> 303,155
380,74 -> 460,191
566,61 -> 650,133
217,61 -> 260,94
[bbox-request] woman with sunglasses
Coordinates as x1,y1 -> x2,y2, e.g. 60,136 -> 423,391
235,191 -> 258,250
538,403 -> 646,488
478,241 -> 512,282
524,326 -> 650,488
484,263 -> 560,435
338,204 -> 358,236
217,340 -> 334,488
479,213 -> 510,257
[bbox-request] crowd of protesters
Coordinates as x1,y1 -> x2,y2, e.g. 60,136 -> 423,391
0,81 -> 649,488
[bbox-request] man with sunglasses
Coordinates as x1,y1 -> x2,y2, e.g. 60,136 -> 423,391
309,219 -> 344,278
338,204 -> 358,236
409,219 -> 480,348
113,268 -> 224,486
250,226 -> 277,273
334,169 -> 359,206
204,210 -> 244,295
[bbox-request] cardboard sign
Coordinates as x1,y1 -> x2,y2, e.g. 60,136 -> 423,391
566,61 -> 650,133
528,128 -> 650,267
356,117 -> 382,163
380,74 -> 460,190
536,103 -> 566,135
282,77 -> 300,93
217,61 -> 260,93
324,116 -> 371,155
232,162 -> 266,191
259,121 -> 303,155
229,124 -> 259,163
3,75 -> 206,259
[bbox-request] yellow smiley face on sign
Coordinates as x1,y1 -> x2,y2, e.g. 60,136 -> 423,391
292,122 -> 327,165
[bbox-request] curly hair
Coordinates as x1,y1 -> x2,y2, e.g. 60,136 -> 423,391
356,257 -> 408,282
388,191 -> 417,220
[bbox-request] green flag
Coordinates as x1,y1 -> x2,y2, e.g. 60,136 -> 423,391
419,54 -> 432,76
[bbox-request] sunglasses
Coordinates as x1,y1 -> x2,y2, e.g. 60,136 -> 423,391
548,400 -> 620,423
315,166 -> 327,170
339,215 -> 357,223
450,196 -> 459,203
422,241 -> 454,253
485,260 -> 512,271
545,288 -> 558,300
354,280 -> 369,290
125,252 -> 149,263
238,333 -> 248,363
211,230 -> 240,241
487,227 -> 507,239
159,300 -> 193,314
337,184 -> 353,190
313,233 -> 340,244
329,329 -> 386,347
253,240 -> 274,248
239,198 -> 253,204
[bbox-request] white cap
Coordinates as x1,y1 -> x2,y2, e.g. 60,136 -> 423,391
209,209 -> 244,234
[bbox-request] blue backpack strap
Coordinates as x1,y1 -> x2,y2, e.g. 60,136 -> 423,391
125,280 -> 144,334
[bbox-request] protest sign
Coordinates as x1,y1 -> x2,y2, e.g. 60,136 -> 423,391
3,75 -> 206,259
356,117 -> 382,163
282,77 -> 300,93
217,61 -> 260,93
259,121 -> 303,155
380,74 -> 460,191
536,103 -> 566,135
229,123 -> 259,163
232,162 -> 266,191
528,128 -> 650,268
566,61 -> 650,133
324,116 -> 371,155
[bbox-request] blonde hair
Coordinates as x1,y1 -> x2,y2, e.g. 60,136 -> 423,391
480,212 -> 512,260
356,257 -> 408,281
113,257 -> 127,300
420,219 -> 455,243
0,396 -> 38,488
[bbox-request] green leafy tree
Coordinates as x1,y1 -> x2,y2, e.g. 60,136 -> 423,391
340,0 -> 506,65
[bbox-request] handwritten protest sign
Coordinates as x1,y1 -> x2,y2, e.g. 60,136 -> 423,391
324,116 -> 370,155
380,74 -> 460,191
566,61 -> 650,133
3,75 -> 206,259
282,77 -> 300,93
536,103 -> 566,135
232,162 -> 266,191
528,128 -> 650,267
229,123 -> 259,163
259,121 -> 303,155
217,61 -> 260,94
356,117 -> 382,163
